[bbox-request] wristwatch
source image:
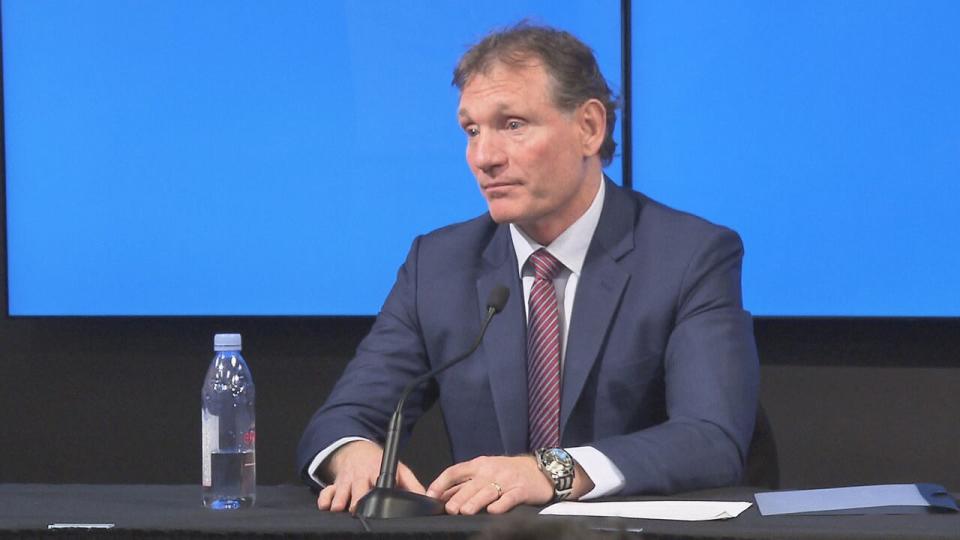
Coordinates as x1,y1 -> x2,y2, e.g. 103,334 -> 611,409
534,447 -> 575,501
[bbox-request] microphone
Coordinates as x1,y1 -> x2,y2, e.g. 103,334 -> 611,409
355,285 -> 510,519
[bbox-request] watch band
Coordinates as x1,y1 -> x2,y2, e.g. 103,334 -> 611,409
535,447 -> 575,502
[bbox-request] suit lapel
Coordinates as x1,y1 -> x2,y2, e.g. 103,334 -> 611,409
560,181 -> 636,436
476,225 -> 529,455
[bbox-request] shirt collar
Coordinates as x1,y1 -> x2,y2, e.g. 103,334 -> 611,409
510,175 -> 606,277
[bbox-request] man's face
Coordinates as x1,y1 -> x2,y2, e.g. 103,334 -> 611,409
458,61 -> 599,244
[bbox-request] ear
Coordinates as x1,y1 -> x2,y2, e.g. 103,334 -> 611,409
577,99 -> 607,158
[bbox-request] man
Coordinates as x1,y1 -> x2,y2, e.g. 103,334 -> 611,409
297,23 -> 759,515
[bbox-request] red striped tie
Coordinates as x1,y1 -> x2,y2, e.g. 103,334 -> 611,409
527,248 -> 564,451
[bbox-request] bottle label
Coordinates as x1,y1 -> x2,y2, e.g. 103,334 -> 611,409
201,415 -> 219,487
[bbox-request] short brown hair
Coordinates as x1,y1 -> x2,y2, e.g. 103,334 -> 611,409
453,22 -> 619,166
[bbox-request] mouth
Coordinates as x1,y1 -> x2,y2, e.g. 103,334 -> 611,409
482,180 -> 521,195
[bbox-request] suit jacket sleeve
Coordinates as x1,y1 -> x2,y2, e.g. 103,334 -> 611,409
589,226 -> 759,495
296,236 -> 436,488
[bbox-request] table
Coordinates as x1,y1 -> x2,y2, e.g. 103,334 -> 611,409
1,484 -> 957,539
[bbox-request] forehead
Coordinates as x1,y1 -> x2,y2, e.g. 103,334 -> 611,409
457,61 -> 556,116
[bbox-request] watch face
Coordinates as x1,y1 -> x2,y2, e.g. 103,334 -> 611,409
541,448 -> 573,474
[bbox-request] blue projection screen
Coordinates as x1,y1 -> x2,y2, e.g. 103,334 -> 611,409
7,2 -> 958,317
2,0 -> 622,315
632,1 -> 959,316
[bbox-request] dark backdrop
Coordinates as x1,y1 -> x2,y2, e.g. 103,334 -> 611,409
1,311 -> 958,491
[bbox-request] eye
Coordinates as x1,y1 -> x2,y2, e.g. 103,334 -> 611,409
507,120 -> 523,130
464,125 -> 479,137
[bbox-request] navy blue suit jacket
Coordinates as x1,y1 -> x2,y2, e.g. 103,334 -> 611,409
298,180 -> 759,495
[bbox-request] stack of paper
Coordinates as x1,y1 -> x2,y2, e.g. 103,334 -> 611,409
541,500 -> 752,521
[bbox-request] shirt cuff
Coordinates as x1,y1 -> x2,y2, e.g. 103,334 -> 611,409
566,445 -> 626,500
307,436 -> 371,487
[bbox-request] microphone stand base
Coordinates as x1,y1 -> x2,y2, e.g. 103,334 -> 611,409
354,488 -> 445,519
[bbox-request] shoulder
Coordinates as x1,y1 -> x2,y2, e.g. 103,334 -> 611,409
606,184 -> 749,319
414,212 -> 499,252
420,211 -> 498,244
403,212 -> 504,274
597,184 -> 744,290
621,187 -> 743,253
629,188 -> 737,237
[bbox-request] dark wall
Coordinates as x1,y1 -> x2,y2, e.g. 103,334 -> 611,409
0,315 -> 456,487
1,315 -> 958,490
755,318 -> 960,490
0,317 -> 372,485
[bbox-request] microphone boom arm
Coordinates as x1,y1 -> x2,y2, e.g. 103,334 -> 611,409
374,304 -> 499,490
355,285 -> 509,519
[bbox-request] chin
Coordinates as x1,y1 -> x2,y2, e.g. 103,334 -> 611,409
487,211 -> 513,224
485,205 -> 527,225
484,200 -> 516,223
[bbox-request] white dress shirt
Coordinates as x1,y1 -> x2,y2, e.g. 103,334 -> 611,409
508,178 -> 625,500
310,176 -> 625,499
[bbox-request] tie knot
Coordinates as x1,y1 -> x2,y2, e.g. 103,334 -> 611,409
529,249 -> 563,280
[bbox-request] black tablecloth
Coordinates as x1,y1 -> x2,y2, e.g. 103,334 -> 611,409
1,484 -> 957,539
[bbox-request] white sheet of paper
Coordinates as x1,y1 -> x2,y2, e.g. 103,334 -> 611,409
540,500 -> 753,521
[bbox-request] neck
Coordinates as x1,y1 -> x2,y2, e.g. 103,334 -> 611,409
521,168 -> 602,246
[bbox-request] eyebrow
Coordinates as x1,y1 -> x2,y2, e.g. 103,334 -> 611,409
458,102 -> 516,120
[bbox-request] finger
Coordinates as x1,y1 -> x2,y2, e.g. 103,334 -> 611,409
438,482 -> 464,502
317,485 -> 337,511
397,463 -> 426,495
427,462 -> 471,499
486,488 -> 523,514
329,479 -> 353,513
348,477 -> 374,514
459,481 -> 504,515
445,479 -> 486,515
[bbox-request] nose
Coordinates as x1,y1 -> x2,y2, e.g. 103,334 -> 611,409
468,132 -> 507,177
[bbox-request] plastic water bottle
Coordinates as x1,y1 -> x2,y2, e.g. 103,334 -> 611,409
201,333 -> 256,509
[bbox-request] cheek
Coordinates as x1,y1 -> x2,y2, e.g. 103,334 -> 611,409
524,142 -> 570,183
533,151 -> 584,202
512,138 -> 554,178
528,128 -> 576,164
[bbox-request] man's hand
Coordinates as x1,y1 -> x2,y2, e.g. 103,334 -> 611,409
425,455 -> 594,515
316,440 -> 426,513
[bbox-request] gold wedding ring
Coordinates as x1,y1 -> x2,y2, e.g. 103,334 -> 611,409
491,482 -> 503,498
